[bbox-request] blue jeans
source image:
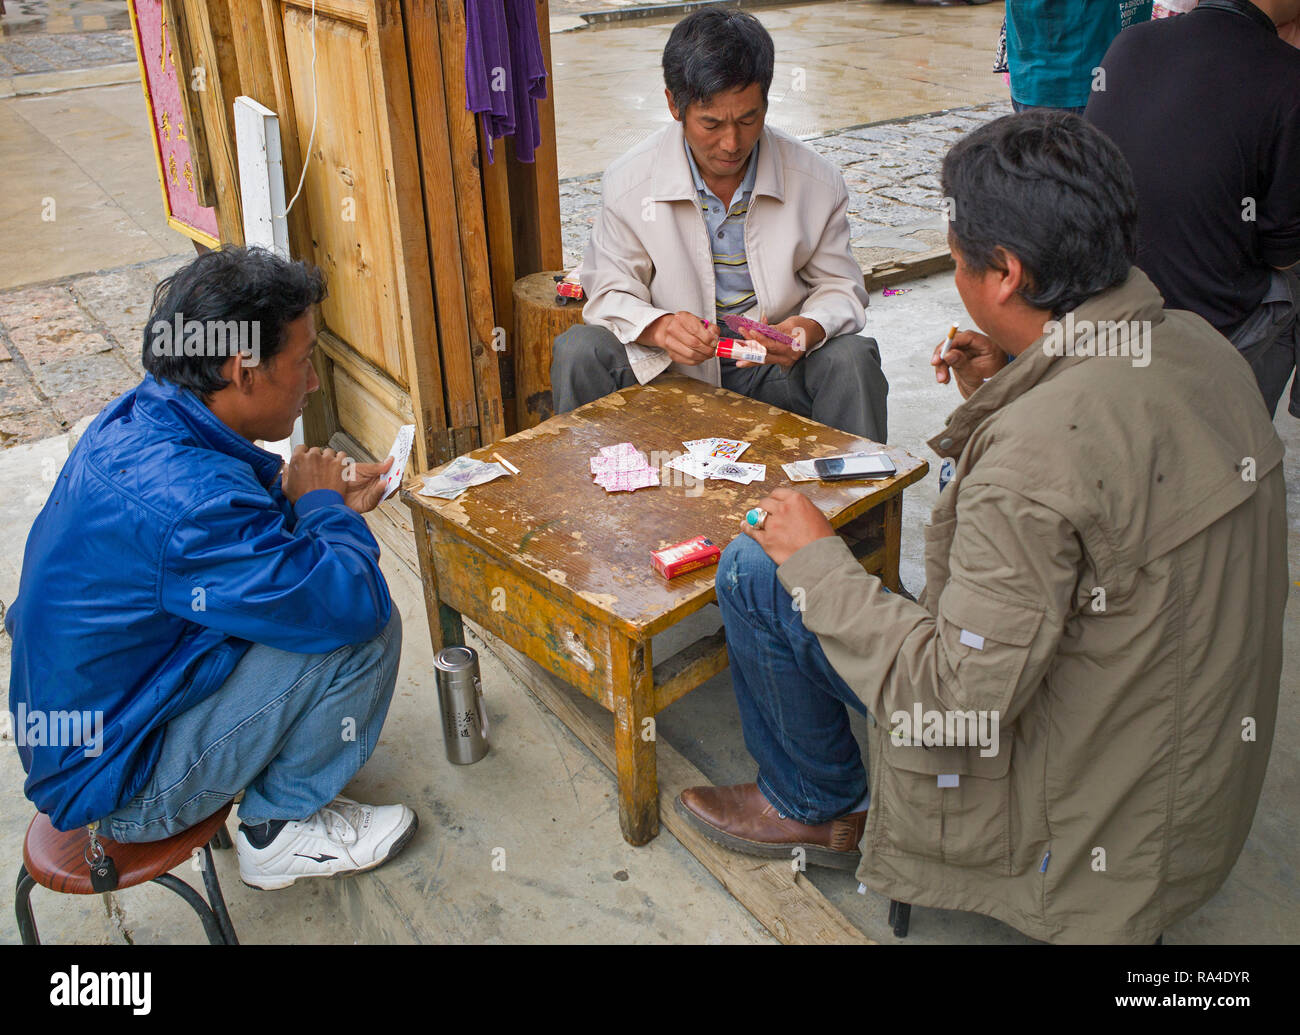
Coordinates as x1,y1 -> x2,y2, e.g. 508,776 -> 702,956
103,611 -> 402,842
715,535 -> 870,824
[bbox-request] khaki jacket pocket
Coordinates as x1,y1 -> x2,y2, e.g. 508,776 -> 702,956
871,723 -> 1015,872
936,577 -> 1044,718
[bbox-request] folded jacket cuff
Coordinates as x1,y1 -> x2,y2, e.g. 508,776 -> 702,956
777,534 -> 860,602
294,488 -> 347,518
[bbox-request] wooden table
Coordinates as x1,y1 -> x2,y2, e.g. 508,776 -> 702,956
402,374 -> 928,845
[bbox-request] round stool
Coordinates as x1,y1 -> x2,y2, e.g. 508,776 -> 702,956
15,803 -> 238,945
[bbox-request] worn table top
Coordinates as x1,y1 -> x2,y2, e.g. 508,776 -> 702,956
402,374 -> 928,638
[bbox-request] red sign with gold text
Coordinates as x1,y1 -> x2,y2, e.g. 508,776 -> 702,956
127,0 -> 220,245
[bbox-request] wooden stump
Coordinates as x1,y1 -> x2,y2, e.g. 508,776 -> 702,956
513,271 -> 585,430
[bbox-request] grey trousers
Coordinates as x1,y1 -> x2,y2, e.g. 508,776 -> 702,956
551,323 -> 889,441
1229,268 -> 1299,420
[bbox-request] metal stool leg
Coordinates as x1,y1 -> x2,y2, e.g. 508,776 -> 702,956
15,866 -> 40,945
199,844 -> 238,945
151,873 -> 227,945
210,824 -> 233,851
889,899 -> 911,938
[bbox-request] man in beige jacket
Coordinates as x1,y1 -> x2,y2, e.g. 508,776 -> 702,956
551,9 -> 888,441
677,112 -> 1288,944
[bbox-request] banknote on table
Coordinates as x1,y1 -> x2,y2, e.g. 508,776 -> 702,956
418,456 -> 509,499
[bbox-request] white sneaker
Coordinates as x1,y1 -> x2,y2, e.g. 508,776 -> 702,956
236,796 -> 419,891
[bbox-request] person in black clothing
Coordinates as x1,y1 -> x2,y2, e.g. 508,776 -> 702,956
1086,0 -> 1300,418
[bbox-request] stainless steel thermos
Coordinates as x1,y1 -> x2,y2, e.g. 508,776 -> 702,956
434,646 -> 490,764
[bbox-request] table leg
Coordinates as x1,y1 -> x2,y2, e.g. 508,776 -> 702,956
881,494 -> 903,593
611,634 -> 658,845
413,514 -> 465,651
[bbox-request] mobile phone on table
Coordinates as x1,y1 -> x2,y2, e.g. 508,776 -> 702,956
813,454 -> 897,480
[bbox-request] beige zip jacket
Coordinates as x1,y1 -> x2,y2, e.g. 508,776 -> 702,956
577,121 -> 869,387
777,269 -> 1288,943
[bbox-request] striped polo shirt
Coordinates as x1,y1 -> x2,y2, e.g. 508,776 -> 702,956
685,141 -> 759,319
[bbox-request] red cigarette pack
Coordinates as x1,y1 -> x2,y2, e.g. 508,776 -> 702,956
651,535 -> 721,579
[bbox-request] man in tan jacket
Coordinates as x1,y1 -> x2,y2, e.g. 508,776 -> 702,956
677,112 -> 1288,944
551,9 -> 888,441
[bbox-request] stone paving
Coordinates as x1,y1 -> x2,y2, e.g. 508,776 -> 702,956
0,253 -> 190,446
558,99 -> 1013,271
0,29 -> 134,76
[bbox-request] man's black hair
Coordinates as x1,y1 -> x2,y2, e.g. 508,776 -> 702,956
663,8 -> 775,116
141,245 -> 326,396
941,112 -> 1138,317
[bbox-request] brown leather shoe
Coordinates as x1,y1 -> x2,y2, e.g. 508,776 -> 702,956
675,783 -> 866,871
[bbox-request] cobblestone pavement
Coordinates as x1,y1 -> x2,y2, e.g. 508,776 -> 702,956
0,0 -> 134,76
0,253 -> 190,446
558,99 -> 1013,271
0,0 -> 131,36
0,29 -> 134,75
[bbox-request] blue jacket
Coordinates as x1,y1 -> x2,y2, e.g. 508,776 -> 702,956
5,376 -> 392,830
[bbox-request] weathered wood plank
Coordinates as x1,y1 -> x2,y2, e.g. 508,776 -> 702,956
652,628 -> 728,714
400,0 -> 476,460
226,0 -> 278,108
611,632 -> 657,844
369,0 -> 447,473
863,247 -> 955,292
482,627 -> 872,945
415,522 -> 618,709
481,131 -> 517,433
434,0 -> 505,445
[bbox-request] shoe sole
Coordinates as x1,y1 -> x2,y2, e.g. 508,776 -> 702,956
239,810 -> 420,892
672,795 -> 861,872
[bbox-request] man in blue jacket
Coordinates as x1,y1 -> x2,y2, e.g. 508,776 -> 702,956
6,246 -> 418,891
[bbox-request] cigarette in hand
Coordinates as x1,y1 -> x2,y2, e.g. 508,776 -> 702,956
938,323 -> 959,360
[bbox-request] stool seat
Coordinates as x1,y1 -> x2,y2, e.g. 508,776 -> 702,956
23,803 -> 233,894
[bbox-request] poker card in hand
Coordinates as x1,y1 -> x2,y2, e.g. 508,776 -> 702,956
381,424 -> 415,500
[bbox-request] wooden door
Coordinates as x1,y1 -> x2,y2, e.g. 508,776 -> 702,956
261,0 -> 449,470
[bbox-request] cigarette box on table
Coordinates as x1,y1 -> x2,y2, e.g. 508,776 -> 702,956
651,536 -> 721,579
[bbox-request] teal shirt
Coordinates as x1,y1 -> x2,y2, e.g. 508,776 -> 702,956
685,141 -> 759,318
1007,1 -> 1149,109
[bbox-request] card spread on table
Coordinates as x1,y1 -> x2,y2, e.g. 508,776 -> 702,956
380,424 -> 415,501
708,460 -> 766,485
685,437 -> 750,462
667,440 -> 765,485
590,442 -> 660,493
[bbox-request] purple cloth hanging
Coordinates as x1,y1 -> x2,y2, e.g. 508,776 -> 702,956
464,0 -> 548,164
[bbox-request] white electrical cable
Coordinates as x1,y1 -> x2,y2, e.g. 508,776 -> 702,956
281,0 -> 318,216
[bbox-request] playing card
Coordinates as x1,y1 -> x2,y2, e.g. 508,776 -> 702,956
664,453 -> 717,479
685,437 -> 750,461
380,424 -> 415,501
709,461 -> 766,485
